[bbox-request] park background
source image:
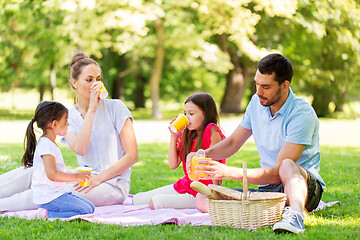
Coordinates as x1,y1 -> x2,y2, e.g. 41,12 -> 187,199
1,0 -> 360,239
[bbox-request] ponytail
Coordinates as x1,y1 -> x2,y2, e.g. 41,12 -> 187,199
21,101 -> 68,168
22,119 -> 37,168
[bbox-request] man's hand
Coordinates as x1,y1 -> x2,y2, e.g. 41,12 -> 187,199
196,160 -> 234,180
186,152 -> 196,174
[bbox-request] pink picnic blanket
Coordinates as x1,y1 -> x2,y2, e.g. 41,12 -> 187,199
1,196 -> 340,226
1,196 -> 211,226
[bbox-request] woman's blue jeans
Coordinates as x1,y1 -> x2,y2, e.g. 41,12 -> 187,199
37,192 -> 95,218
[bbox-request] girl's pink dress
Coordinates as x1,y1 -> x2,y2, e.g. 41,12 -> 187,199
173,123 -> 226,197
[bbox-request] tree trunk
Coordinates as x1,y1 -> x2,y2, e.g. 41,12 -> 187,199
149,18 -> 165,119
334,87 -> 346,112
134,75 -> 146,108
217,34 -> 251,113
112,77 -> 124,101
312,86 -> 331,117
248,80 -> 256,103
39,85 -> 45,102
50,64 -> 56,100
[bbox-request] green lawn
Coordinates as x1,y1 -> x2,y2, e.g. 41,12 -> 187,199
0,141 -> 359,239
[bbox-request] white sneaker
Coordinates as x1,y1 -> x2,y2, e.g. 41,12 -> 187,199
273,206 -> 305,234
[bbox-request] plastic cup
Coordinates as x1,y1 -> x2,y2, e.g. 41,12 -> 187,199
96,81 -> 108,99
77,167 -> 92,187
189,157 -> 211,181
169,114 -> 189,133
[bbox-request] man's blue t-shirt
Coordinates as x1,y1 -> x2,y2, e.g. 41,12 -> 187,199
240,88 -> 326,189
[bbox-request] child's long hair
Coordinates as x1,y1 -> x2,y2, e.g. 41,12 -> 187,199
22,101 -> 68,168
180,93 -> 219,160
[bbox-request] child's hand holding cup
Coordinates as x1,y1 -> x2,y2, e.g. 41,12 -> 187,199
169,114 -> 189,133
77,167 -> 92,187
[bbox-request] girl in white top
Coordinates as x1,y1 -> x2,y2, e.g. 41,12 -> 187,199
0,52 -> 138,212
22,101 -> 95,218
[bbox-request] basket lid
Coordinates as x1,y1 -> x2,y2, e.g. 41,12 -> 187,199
208,185 -> 243,200
208,184 -> 286,201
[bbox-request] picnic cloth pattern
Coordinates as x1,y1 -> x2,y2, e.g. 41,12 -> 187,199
0,196 -> 340,226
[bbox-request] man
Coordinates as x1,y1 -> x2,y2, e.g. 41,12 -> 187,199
188,53 -> 325,234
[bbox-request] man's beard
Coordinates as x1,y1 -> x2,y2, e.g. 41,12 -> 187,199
258,88 -> 282,107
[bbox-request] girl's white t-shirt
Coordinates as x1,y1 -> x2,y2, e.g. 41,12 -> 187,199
31,137 -> 69,205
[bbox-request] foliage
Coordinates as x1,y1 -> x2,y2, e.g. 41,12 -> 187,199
1,0 -> 360,117
255,0 -> 360,116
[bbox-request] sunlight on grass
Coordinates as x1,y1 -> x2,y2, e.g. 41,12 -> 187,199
1,142 -> 360,238
307,215 -> 360,227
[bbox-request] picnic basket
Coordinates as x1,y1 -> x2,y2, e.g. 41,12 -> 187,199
192,162 -> 287,229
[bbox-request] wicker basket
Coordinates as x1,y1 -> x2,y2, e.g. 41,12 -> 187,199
208,162 -> 286,229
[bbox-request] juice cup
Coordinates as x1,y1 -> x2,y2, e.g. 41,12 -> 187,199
189,157 -> 211,181
96,81 -> 108,99
77,167 -> 92,187
169,114 -> 189,133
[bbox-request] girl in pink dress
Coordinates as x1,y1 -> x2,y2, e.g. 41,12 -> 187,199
133,93 -> 226,209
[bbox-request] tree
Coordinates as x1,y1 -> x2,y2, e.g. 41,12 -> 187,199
255,0 -> 360,117
192,0 -> 298,113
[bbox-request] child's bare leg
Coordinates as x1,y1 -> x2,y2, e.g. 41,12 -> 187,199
195,193 -> 208,213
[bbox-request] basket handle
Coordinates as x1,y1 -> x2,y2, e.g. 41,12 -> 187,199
242,162 -> 248,200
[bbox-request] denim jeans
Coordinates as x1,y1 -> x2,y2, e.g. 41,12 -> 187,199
37,192 -> 95,218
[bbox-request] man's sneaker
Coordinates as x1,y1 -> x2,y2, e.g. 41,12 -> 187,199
273,206 -> 305,234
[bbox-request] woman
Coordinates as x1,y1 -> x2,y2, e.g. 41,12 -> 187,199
0,52 -> 138,212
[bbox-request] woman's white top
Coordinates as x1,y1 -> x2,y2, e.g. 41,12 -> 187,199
64,99 -> 133,183
32,137 -> 69,204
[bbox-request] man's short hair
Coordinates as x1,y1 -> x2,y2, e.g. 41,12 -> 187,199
258,53 -> 294,84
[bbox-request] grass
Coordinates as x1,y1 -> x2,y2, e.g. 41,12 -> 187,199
0,142 -> 359,239
0,88 -> 360,239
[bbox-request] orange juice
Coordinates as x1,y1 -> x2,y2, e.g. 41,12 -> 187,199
189,149 -> 211,181
169,114 -> 189,133
96,81 -> 108,99
77,167 -> 92,187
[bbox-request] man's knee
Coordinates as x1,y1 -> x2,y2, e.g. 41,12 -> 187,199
279,159 -> 295,174
279,159 -> 306,182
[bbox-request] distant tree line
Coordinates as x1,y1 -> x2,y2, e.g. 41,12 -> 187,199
1,0 -> 359,117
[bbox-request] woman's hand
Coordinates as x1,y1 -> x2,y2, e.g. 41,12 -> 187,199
88,82 -> 101,113
73,174 -> 102,193
74,172 -> 91,182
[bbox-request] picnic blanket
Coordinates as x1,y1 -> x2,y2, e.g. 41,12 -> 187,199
0,196 -> 340,226
1,196 -> 211,226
